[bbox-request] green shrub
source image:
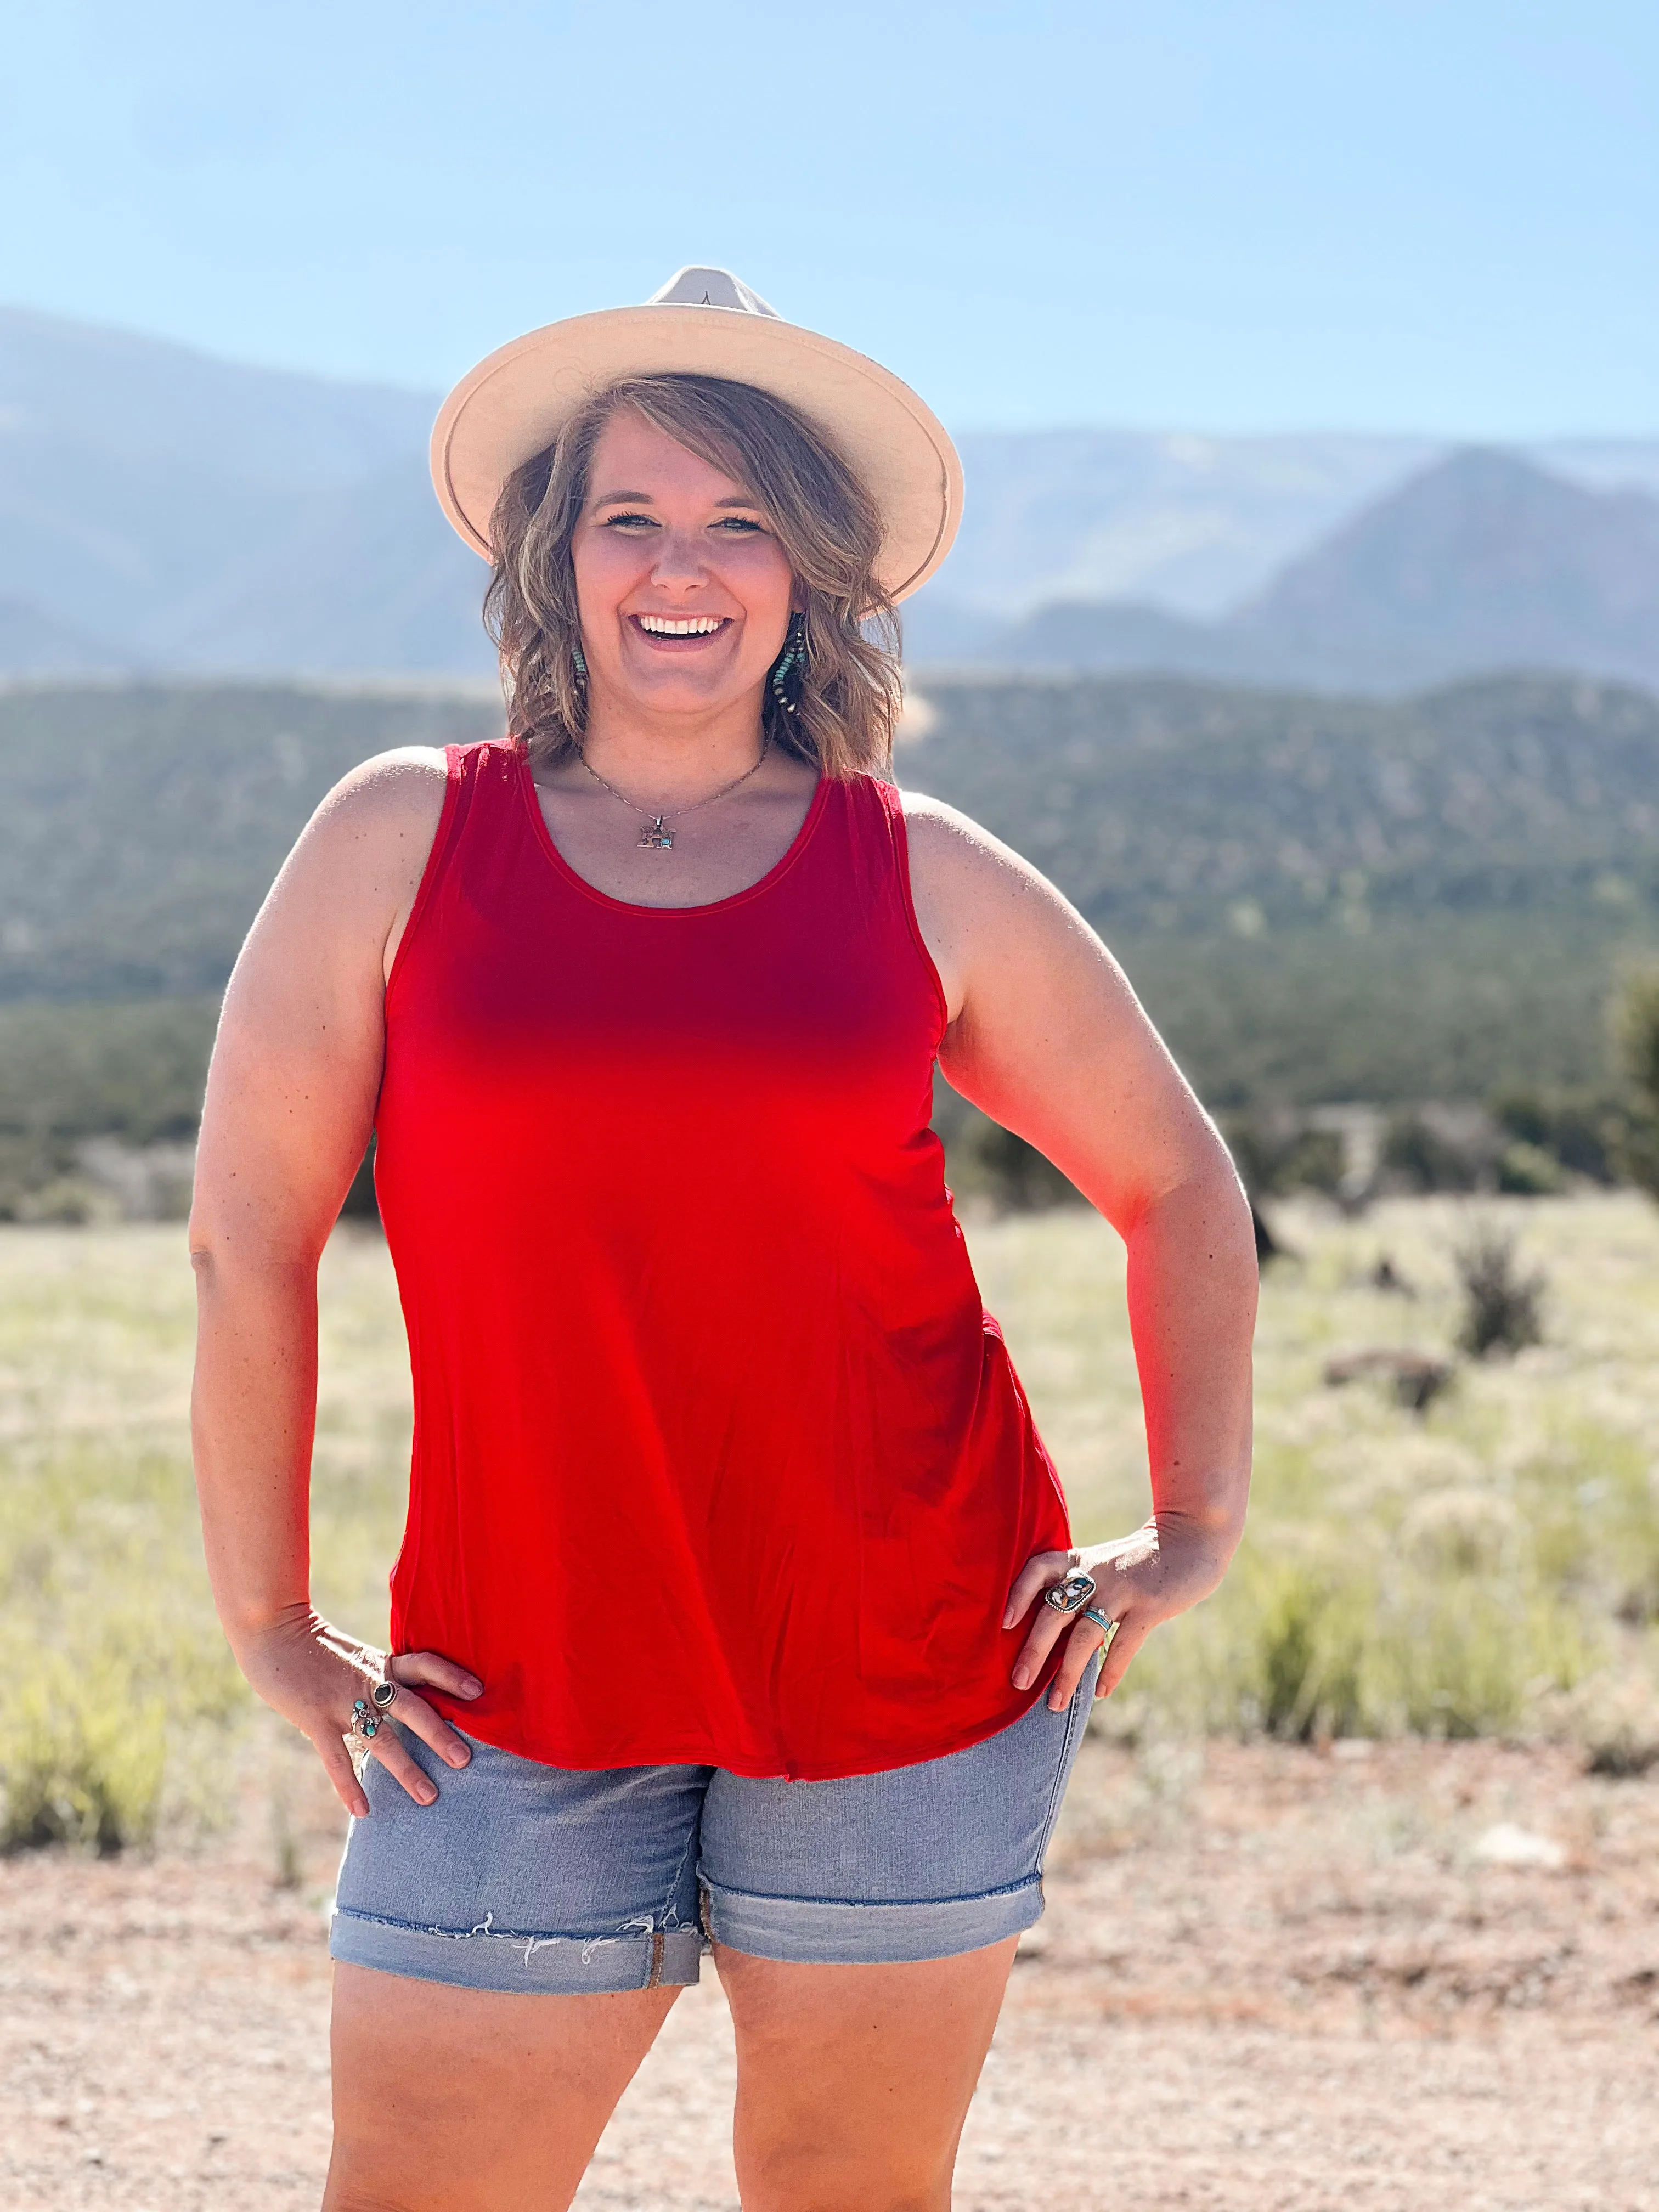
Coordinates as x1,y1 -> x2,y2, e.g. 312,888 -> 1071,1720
1454,1222 -> 1545,1358
1491,1088 -> 1619,1184
1222,1113 -> 1346,1201
1380,1112 -> 1484,1193
0,1442 -> 247,1854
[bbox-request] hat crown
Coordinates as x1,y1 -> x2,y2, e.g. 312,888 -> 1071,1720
647,266 -> 780,320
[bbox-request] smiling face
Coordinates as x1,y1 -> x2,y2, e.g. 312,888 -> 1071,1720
570,409 -> 797,729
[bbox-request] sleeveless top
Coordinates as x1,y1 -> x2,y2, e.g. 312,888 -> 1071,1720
376,740 -> 1071,1780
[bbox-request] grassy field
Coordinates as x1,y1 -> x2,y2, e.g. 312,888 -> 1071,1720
2,1195 -> 1657,1853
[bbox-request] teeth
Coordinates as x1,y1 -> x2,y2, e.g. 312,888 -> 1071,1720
636,614 -> 726,636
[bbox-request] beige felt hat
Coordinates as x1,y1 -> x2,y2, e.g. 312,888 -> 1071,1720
430,267 -> 963,603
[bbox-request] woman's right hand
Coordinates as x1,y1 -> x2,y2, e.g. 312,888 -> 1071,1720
233,1601 -> 483,1818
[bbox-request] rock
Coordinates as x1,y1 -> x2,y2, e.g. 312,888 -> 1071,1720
1472,1822 -> 1565,1870
1323,1347 -> 1452,1412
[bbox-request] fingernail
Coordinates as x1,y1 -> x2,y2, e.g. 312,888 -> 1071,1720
461,1678 -> 483,1697
1012,1666 -> 1030,1691
447,1747 -> 469,1768
416,1785 -> 437,1805
1001,1611 -> 1015,1630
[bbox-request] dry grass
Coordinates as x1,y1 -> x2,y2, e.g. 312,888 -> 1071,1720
972,1190 -> 1659,1747
3,1195 -> 1659,1852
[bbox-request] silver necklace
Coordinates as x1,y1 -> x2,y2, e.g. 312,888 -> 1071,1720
576,738 -> 770,851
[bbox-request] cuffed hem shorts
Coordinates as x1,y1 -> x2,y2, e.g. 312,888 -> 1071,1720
328,1655 -> 1099,1995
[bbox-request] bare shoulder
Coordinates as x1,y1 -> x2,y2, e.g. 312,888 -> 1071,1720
305,744 -> 451,853
898,786 -> 1096,986
269,745 -> 451,909
900,788 -> 1073,906
229,745 -> 458,997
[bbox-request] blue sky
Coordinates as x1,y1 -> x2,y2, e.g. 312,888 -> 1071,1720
2,1 -> 1655,436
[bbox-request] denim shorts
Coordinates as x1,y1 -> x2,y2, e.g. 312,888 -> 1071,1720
329,1655 -> 1099,1995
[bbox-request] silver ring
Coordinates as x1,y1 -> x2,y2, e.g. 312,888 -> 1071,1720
1044,1571 -> 1098,1616
1082,1606 -> 1118,1650
370,1678 -> 397,1711
347,1696 -> 383,1742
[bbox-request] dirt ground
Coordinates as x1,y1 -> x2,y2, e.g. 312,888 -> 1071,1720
2,1734 -> 1655,2211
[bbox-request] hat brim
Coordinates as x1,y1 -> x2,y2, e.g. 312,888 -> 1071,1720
430,304 -> 963,603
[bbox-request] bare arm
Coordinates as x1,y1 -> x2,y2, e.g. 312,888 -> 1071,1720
904,793 -> 1257,1709
189,748 -> 480,1815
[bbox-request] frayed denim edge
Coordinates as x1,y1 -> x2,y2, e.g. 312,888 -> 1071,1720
328,1904 -> 704,1992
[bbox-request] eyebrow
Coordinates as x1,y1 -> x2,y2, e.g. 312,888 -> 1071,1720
589,489 -> 762,509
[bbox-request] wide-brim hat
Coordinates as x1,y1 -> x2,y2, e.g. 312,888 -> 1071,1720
430,267 -> 963,603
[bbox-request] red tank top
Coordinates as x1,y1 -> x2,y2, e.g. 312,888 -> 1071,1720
377,741 -> 1071,1780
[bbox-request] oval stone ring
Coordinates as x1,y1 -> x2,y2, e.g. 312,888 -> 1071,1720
1043,1570 -> 1098,1616
370,1678 -> 398,1712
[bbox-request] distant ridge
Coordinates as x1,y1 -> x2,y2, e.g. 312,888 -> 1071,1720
3,302 -> 1658,689
0,304 -> 488,678
1236,448 -> 1659,690
914,450 -> 1659,695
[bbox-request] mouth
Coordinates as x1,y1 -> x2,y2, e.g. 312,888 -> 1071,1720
629,613 -> 732,647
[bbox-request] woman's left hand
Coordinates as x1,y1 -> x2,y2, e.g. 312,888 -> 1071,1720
1004,1520 -> 1228,1711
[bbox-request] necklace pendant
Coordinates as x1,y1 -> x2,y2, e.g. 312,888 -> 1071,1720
637,818 -> 674,850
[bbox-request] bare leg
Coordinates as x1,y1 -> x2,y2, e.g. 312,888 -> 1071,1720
323,1963 -> 679,2211
716,1937 -> 1019,2212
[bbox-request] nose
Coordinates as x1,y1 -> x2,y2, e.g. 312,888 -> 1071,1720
649,525 -> 711,594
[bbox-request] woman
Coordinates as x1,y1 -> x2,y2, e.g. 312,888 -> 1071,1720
191,266 -> 1255,2211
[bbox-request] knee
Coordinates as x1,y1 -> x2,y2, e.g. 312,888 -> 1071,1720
738,2146 -> 945,2212
323,2163 -> 422,2212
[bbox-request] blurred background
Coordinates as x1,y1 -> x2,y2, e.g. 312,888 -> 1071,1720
4,7 -> 1659,2204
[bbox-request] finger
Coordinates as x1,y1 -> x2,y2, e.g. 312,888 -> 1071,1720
317,1734 -> 370,1820
362,1724 -> 439,1807
1011,1599 -> 1073,1691
390,1650 -> 484,1700
1095,1616 -> 1150,1700
1047,1619 -> 1109,1712
377,1684 -> 473,1770
1002,1551 -> 1071,1631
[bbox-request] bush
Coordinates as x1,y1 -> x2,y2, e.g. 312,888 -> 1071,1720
1453,1222 -> 1545,1359
1491,1088 -> 1619,1184
1380,1111 -> 1485,1193
932,1080 -> 1082,1214
1496,1140 -> 1568,1196
1612,970 -> 1659,1201
1223,1112 -> 1346,1201
1121,1527 -> 1591,1745
0,1442 -> 247,1854
0,997 -> 218,1219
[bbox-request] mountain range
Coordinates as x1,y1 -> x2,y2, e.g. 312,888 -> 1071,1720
4,670 -> 1658,1111
911,448 -> 1659,692
2,303 -> 1658,693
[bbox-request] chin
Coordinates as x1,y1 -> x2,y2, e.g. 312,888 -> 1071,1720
623,672 -> 753,716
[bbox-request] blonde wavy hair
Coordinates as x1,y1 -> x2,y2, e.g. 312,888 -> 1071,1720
483,374 -> 903,778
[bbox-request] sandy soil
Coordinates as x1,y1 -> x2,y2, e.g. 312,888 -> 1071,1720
2,1734 -> 1656,2210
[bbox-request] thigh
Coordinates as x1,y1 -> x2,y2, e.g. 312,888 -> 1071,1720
700,1666 -> 1099,2209
716,1939 -> 1018,2212
331,1729 -> 710,1994
325,1962 -> 676,2212
700,1654 -> 1101,1967
324,1731 -> 712,2208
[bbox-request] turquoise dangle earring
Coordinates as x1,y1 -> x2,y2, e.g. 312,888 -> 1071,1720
769,613 -> 807,715
571,639 -> 589,688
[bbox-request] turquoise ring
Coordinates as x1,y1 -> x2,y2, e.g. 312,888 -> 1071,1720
1082,1606 -> 1119,1649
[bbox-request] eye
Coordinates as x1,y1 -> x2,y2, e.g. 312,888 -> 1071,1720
599,510 -> 659,531
714,516 -> 765,534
